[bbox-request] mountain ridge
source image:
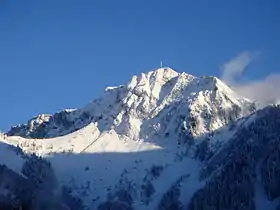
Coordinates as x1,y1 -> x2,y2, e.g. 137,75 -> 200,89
6,67 -> 254,141
1,67 -> 279,210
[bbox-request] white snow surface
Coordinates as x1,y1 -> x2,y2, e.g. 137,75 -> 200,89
2,125 -> 202,209
0,135 -> 25,174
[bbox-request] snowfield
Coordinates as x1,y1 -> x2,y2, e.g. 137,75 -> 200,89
2,122 -> 203,209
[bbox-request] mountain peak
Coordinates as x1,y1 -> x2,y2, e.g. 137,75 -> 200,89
148,67 -> 179,76
1,66 -> 267,210
6,67 -> 255,141
127,67 -> 179,89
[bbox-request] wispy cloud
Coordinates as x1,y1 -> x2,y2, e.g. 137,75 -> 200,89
220,51 -> 280,105
221,51 -> 260,86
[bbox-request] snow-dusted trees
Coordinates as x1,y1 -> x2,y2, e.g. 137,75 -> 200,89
195,137 -> 212,161
157,176 -> 188,210
21,154 -> 60,209
0,164 -> 32,209
22,154 -> 57,189
188,105 -> 280,210
60,186 -> 84,210
98,170 -> 136,210
260,137 -> 280,200
21,154 -> 84,210
188,156 -> 255,210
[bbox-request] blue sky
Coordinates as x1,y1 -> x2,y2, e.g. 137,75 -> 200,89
0,0 -> 279,130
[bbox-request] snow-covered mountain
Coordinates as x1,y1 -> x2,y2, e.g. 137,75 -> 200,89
1,67 -> 279,210
7,68 -> 254,142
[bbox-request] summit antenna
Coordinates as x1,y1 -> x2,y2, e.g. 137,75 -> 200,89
160,61 -> 163,68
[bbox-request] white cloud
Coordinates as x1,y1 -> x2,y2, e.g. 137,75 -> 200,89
220,51 -> 260,86
235,73 -> 280,104
220,51 -> 280,105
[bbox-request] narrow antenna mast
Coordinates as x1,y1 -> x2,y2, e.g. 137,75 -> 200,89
160,61 -> 163,68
